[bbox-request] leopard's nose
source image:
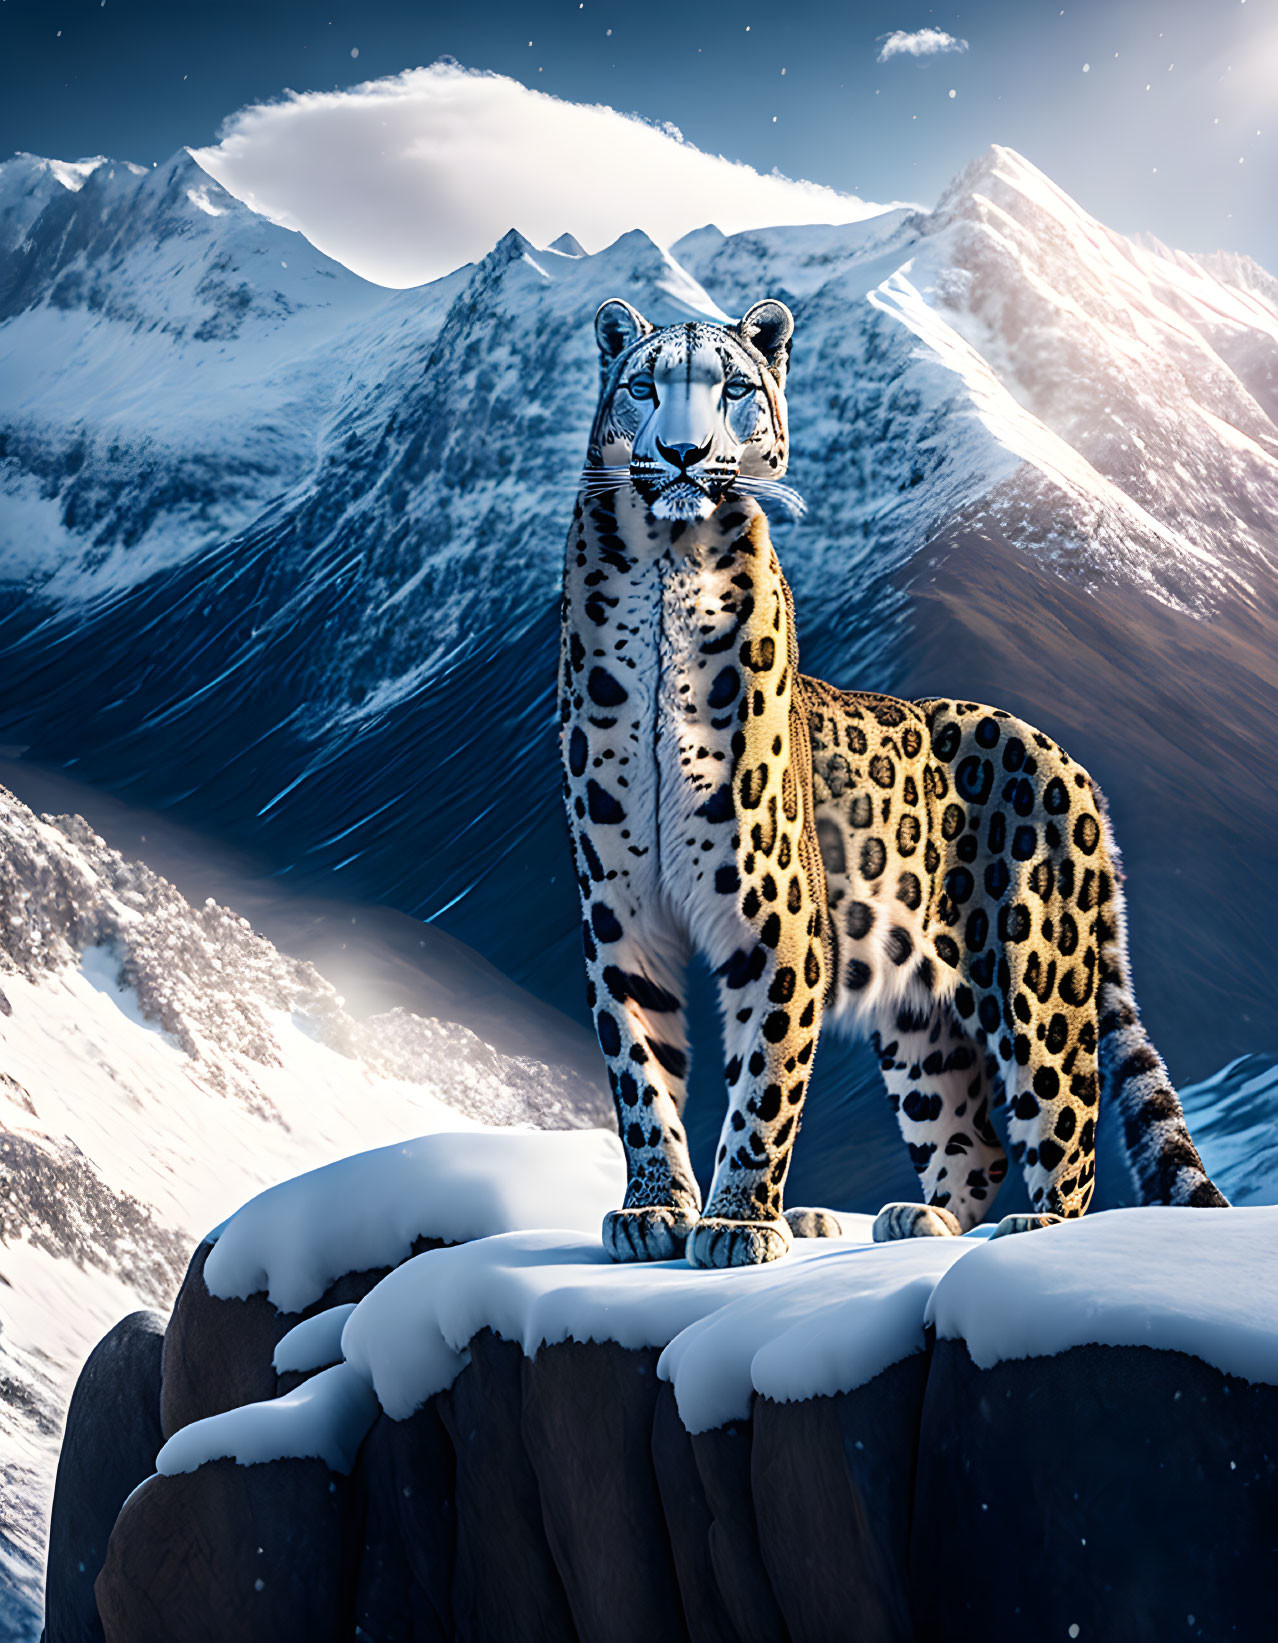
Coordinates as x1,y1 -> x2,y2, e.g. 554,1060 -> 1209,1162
656,437 -> 712,474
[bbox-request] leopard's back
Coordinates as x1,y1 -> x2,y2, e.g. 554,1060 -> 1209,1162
804,679 -> 1225,1215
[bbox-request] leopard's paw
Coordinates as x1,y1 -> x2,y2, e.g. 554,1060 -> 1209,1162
872,1202 -> 963,1242
784,1206 -> 843,1239
602,1205 -> 698,1263
989,1212 -> 1063,1239
686,1216 -> 792,1269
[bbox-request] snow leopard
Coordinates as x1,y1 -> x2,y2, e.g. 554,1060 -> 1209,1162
559,296 -> 1227,1269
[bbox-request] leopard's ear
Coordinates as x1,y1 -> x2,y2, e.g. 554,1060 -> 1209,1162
738,299 -> 795,387
594,299 -> 653,367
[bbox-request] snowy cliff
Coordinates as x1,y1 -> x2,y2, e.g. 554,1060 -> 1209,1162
44,1129 -> 1278,1643
1,775 -> 1273,1639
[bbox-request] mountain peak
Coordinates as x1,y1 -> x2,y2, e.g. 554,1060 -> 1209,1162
548,232 -> 586,257
487,226 -> 539,265
936,143 -> 1059,211
1194,249 -> 1278,310
598,226 -> 665,257
10,152 -> 109,194
669,223 -> 727,263
929,141 -> 1099,245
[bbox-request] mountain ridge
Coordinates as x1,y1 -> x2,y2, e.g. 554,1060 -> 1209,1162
0,138 -> 1274,1070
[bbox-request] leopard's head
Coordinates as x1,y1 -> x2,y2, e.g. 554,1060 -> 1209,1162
584,301 -> 797,522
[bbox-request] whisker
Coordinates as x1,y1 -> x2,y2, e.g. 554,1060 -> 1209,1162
729,476 -> 807,517
576,466 -> 805,517
741,484 -> 805,504
734,477 -> 798,494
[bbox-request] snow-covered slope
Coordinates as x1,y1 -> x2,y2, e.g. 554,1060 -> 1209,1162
0,782 -> 609,1631
6,141 -> 1275,643
676,145 -> 1278,611
0,147 -> 389,595
902,149 -> 1278,604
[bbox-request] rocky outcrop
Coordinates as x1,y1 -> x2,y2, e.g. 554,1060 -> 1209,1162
648,1354 -> 928,1643
159,1236 -> 448,1439
158,1242 -> 286,1439
43,1310 -> 165,1643
79,1318 -> 1278,1643
751,1356 -> 928,1643
438,1330 -> 577,1643
95,1459 -> 356,1643
47,1202 -> 1278,1641
912,1339 -> 1278,1642
351,1402 -> 456,1643
686,1417 -> 781,1643
650,1382 -> 738,1643
521,1338 -> 686,1643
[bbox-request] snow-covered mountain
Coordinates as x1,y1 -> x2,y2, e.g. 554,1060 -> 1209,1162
1,143 -> 1275,1089
0,779 -> 610,1632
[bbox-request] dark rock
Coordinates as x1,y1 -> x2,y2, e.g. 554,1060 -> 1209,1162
160,1241 -> 289,1439
690,1416 -> 788,1643
352,1404 -> 456,1643
522,1339 -> 688,1643
61,1224 -> 1278,1643
161,1235 -> 448,1438
43,1309 -> 166,1643
437,1329 -> 578,1643
650,1380 -> 743,1643
94,1458 -> 355,1642
752,1354 -> 928,1643
912,1339 -> 1278,1642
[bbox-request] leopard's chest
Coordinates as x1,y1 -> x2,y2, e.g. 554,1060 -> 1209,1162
561,512 -> 775,916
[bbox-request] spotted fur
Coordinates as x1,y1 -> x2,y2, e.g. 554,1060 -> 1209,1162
561,298 -> 1227,1268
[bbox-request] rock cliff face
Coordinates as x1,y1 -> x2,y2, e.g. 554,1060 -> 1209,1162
42,1311 -> 165,1643
42,1133 -> 1278,1643
74,1285 -> 1278,1643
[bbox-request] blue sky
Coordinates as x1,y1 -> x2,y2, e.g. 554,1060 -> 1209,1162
2,0 -> 1275,271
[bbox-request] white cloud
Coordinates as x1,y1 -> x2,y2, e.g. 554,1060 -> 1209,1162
877,29 -> 969,64
192,62 -> 893,289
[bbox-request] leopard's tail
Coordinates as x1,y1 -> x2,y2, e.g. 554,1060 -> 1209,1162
1095,797 -> 1229,1208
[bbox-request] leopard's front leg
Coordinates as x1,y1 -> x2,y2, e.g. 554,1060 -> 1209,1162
579,909 -> 701,1261
688,859 -> 828,1269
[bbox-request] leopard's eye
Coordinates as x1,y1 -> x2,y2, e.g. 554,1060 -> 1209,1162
724,378 -> 755,401
627,374 -> 657,401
